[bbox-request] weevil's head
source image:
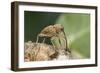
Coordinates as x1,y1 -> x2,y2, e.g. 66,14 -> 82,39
53,24 -> 64,33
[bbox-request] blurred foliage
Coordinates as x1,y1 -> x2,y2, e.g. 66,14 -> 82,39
24,11 -> 90,59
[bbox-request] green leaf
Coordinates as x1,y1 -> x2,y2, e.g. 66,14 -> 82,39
55,13 -> 90,58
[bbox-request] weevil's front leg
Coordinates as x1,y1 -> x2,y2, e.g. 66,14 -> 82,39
36,36 -> 39,44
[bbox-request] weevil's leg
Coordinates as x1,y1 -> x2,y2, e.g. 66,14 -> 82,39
57,34 -> 62,49
42,38 -> 46,43
51,37 -> 55,48
30,36 -> 39,61
34,43 -> 41,61
68,38 -> 73,59
60,36 -> 66,50
55,32 -> 62,49
36,36 -> 39,44
51,37 -> 58,54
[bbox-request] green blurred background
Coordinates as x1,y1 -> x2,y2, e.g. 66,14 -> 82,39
24,11 -> 90,59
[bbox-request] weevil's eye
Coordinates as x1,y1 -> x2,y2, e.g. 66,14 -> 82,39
61,28 -> 64,31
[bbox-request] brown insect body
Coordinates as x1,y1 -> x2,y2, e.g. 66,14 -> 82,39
38,25 -> 57,37
38,24 -> 71,54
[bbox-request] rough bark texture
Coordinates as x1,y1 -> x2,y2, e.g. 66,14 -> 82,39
24,41 -> 72,61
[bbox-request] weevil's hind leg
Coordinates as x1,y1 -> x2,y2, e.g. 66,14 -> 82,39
31,36 -> 40,61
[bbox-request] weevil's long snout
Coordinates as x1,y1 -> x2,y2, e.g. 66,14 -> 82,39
61,29 -> 71,54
